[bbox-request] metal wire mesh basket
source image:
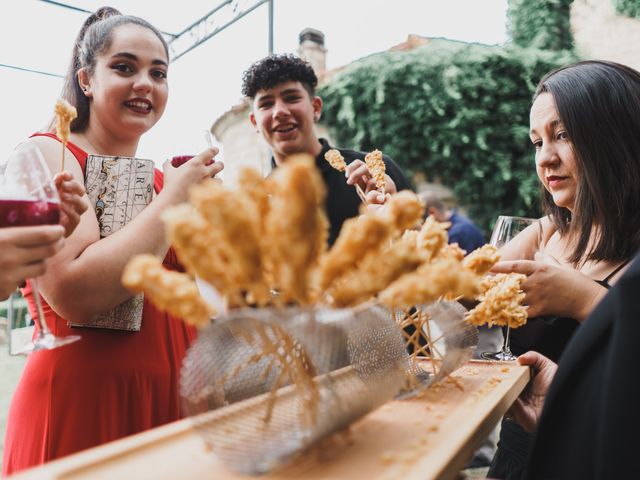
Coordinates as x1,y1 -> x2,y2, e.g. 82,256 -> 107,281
180,305 -> 409,474
395,300 -> 479,399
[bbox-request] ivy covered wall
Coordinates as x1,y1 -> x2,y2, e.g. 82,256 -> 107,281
319,41 -> 576,232
316,0 -> 581,233
614,0 -> 640,18
508,0 -> 574,51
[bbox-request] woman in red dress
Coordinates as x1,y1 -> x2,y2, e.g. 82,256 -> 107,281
2,7 -> 223,475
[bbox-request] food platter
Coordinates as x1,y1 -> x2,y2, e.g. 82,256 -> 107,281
12,359 -> 529,480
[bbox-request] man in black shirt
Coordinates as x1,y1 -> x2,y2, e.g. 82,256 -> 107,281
241,54 -> 412,245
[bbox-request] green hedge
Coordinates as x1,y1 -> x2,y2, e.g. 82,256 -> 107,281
614,0 -> 640,17
319,40 -> 576,232
508,0 -> 574,51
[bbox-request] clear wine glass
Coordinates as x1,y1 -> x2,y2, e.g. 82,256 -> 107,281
481,215 -> 538,362
0,144 -> 81,354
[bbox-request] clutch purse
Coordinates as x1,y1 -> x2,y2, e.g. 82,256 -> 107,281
69,155 -> 155,331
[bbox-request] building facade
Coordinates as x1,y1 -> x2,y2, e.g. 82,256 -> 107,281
211,0 -> 640,187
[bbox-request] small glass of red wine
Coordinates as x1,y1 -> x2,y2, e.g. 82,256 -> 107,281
171,155 -> 215,168
170,155 -> 194,168
0,144 -> 81,354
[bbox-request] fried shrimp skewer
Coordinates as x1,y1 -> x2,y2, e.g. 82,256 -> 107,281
462,244 -> 500,275
54,99 -> 77,172
122,254 -> 215,328
379,258 -> 480,308
264,154 -> 328,304
162,204 -> 244,308
364,149 -> 386,192
190,179 -> 271,307
325,149 -> 368,205
465,273 -> 527,328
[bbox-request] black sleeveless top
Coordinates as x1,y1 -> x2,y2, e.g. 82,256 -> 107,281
489,259 -> 633,480
509,260 -> 631,362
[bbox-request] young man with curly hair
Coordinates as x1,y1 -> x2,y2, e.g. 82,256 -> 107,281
241,54 -> 412,245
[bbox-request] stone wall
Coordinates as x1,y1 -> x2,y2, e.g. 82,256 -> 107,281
572,0 -> 640,70
211,101 -> 271,187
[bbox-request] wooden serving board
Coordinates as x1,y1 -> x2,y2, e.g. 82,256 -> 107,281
12,360 -> 529,480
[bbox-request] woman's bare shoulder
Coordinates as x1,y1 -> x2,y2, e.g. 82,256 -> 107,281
26,134 -> 84,178
538,216 -> 559,246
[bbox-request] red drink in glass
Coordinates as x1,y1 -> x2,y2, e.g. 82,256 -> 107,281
171,155 -> 214,167
1,143 -> 81,355
0,199 -> 61,228
171,155 -> 194,167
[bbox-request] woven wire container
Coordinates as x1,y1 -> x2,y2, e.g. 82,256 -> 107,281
180,305 -> 409,474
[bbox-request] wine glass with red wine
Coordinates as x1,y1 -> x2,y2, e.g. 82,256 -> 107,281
0,144 -> 80,354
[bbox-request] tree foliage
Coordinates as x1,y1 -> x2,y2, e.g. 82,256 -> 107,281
507,0 -> 574,51
614,0 -> 640,18
319,41 -> 576,232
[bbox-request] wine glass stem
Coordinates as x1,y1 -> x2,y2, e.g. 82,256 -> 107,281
30,278 -> 51,338
502,326 -> 513,355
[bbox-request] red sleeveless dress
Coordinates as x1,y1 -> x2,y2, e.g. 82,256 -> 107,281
2,134 -> 197,476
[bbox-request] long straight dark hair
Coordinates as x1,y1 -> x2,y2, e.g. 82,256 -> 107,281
47,7 -> 168,133
533,60 -> 640,265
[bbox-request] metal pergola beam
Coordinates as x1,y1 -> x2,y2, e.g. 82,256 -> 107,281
36,0 -> 178,39
10,0 -> 274,78
168,0 -> 273,62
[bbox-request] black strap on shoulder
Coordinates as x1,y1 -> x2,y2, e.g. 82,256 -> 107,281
597,259 -> 633,288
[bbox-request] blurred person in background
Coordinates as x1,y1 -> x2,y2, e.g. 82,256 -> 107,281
419,190 -> 485,254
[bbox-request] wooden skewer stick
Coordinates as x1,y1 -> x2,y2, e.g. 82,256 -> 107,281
324,149 -> 368,205
423,311 -> 439,376
54,99 -> 77,172
355,184 -> 368,205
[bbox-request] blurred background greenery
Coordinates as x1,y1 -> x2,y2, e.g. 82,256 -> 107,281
320,0 -> 579,234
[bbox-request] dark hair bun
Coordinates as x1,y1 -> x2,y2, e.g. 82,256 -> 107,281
78,6 -> 122,42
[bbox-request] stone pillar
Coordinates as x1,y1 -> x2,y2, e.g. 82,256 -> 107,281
211,100 -> 272,188
297,28 -> 327,78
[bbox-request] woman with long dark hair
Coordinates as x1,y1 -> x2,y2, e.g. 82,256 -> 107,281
488,60 -> 640,479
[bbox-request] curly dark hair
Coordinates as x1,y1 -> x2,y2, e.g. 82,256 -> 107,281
241,54 -> 318,98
